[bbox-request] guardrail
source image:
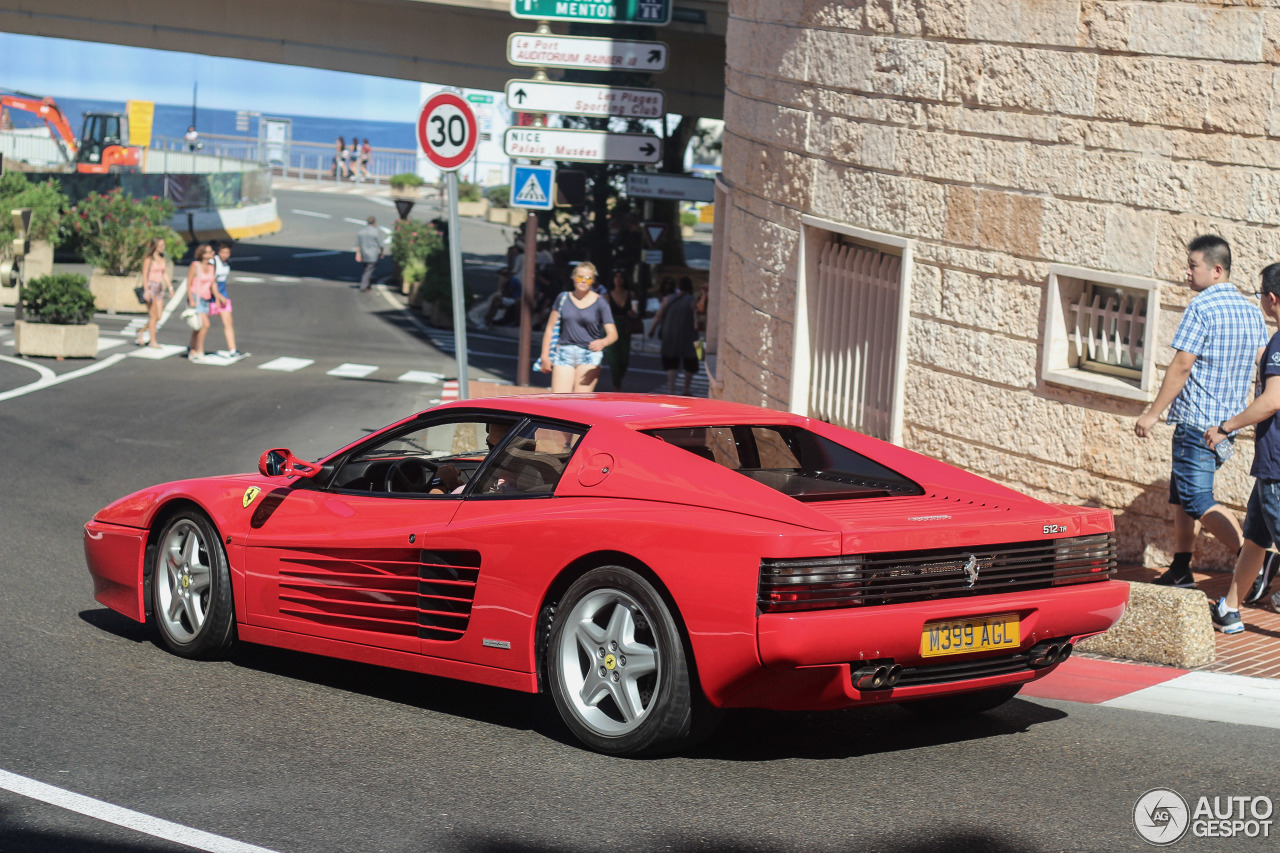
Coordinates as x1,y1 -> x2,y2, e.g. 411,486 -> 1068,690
155,134 -> 420,185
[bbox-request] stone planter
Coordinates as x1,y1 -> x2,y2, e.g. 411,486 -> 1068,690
390,186 -> 421,200
89,271 -> 147,314
508,208 -> 529,227
487,206 -> 510,224
14,319 -> 99,358
456,199 -> 489,218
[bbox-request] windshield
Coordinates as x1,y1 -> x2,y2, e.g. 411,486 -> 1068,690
645,425 -> 923,502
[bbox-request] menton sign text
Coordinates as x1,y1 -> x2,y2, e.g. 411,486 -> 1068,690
510,0 -> 672,26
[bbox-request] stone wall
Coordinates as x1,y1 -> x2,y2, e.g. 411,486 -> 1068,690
718,0 -> 1280,568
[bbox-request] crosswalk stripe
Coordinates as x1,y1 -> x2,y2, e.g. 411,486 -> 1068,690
259,357 -> 314,372
327,363 -> 378,379
398,370 -> 445,384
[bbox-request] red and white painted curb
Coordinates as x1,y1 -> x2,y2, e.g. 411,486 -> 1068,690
1024,657 -> 1280,729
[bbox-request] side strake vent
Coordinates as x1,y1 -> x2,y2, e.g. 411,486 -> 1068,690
759,534 -> 1116,613
418,550 -> 481,641
276,548 -> 480,641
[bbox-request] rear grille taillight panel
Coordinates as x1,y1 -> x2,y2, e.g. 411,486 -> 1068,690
759,533 -> 1116,613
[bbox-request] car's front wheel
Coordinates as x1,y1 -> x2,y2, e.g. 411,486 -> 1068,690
547,567 -> 711,756
150,510 -> 237,659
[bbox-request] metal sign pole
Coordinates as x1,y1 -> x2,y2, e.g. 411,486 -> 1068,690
518,210 -> 537,386
447,170 -> 470,400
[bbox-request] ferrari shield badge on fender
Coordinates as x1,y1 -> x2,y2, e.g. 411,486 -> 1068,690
242,487 -> 261,508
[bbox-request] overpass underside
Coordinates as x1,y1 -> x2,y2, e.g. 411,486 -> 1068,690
0,0 -> 727,119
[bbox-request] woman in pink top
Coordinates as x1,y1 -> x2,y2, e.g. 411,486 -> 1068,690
136,236 -> 172,348
185,243 -> 225,361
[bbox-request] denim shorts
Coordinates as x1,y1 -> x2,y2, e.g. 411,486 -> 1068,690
1243,480 -> 1280,549
551,344 -> 603,368
1168,423 -> 1231,518
196,297 -> 212,314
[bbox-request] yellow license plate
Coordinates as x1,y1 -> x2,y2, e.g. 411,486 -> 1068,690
920,613 -> 1020,658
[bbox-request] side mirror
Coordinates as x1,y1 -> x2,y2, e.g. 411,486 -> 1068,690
258,448 -> 320,479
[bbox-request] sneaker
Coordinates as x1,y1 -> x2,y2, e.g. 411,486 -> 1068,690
189,353 -> 205,363
1152,567 -> 1197,588
1210,597 -> 1244,634
1244,550 -> 1280,606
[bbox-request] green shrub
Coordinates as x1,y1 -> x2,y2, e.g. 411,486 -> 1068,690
680,210 -> 699,228
389,172 -> 425,190
21,273 -> 95,325
70,190 -> 178,275
485,184 -> 511,208
0,172 -> 69,245
456,180 -> 483,203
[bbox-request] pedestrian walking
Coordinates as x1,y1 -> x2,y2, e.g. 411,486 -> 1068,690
603,270 -> 638,391
1134,235 -> 1268,587
184,126 -> 200,152
1205,262 -> 1280,633
359,138 -> 372,181
136,236 -> 172,348
185,243 -> 223,362
210,241 -> 243,358
649,276 -> 699,395
539,262 -> 617,393
332,137 -> 346,180
354,216 -> 383,292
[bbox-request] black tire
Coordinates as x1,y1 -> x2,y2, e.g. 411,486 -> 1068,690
149,510 -> 238,659
546,567 -> 715,756
901,684 -> 1022,717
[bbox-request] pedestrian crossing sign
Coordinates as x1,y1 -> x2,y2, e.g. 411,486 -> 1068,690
511,164 -> 555,210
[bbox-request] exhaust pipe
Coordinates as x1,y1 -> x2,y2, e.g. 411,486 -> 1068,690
1028,641 -> 1070,668
852,663 -> 899,691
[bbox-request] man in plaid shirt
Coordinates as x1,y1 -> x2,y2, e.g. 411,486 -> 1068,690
1135,235 -> 1268,587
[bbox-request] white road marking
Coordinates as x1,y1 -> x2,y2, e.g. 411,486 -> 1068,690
293,250 -> 343,259
129,344 -> 186,360
96,337 -> 128,351
0,354 -> 128,403
369,197 -> 395,208
0,768 -> 282,853
271,276 -> 302,283
327,363 -> 378,379
258,357 -> 314,372
290,208 -> 331,219
397,370 -> 444,384
1102,671 -> 1280,729
233,276 -> 266,283
344,217 -> 368,226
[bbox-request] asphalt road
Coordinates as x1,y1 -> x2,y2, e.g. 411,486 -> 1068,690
1,193 -> 1276,853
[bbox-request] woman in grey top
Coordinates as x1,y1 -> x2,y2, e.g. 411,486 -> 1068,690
540,262 -> 618,392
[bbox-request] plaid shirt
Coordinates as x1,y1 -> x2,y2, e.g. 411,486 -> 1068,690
1167,282 -> 1268,429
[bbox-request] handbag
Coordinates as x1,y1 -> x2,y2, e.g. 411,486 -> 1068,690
133,285 -> 147,304
180,307 -> 202,331
533,292 -> 569,372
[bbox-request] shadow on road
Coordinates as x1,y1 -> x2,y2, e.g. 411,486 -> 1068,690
77,608 -> 151,645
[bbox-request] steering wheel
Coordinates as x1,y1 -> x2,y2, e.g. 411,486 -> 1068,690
383,458 -> 437,493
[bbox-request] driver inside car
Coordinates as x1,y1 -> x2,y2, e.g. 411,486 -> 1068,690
432,422 -> 513,494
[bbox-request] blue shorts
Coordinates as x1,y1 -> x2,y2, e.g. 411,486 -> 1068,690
552,344 -> 603,368
1168,423 -> 1231,518
196,297 -> 212,314
1242,480 -> 1280,549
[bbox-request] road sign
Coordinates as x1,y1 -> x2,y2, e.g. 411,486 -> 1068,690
510,0 -> 671,26
504,127 -> 661,164
417,91 -> 478,171
642,249 -> 663,265
642,222 -> 668,247
505,80 -> 664,119
511,164 -> 556,210
506,33 -> 669,72
627,172 -> 716,203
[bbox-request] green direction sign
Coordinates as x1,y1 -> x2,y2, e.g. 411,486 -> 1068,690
510,0 -> 672,26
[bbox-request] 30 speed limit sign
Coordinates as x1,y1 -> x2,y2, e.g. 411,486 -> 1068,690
417,91 -> 478,171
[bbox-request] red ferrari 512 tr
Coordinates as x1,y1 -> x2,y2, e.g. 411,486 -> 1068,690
85,394 -> 1126,755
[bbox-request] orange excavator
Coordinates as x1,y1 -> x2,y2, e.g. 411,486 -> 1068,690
0,92 -> 141,173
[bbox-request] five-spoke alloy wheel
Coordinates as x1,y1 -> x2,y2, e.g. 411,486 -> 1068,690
150,510 -> 237,658
548,567 -> 711,756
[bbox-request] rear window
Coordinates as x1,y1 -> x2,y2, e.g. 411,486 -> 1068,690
645,425 -> 923,502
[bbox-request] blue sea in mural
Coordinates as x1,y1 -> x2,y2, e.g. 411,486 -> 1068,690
44,96 -> 420,151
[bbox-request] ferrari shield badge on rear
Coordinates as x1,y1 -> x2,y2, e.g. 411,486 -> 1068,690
242,487 -> 260,508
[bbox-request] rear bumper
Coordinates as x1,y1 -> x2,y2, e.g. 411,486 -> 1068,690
719,580 -> 1128,711
84,519 -> 148,622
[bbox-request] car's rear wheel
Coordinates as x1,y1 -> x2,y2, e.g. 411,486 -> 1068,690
901,684 -> 1021,717
150,510 -> 237,659
547,567 -> 709,756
